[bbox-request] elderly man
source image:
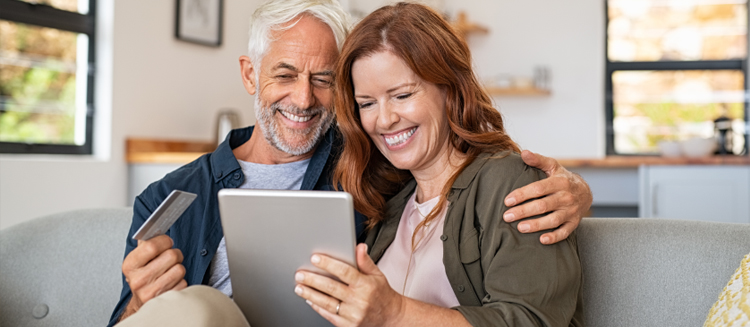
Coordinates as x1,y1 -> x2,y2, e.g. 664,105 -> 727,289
108,0 -> 592,325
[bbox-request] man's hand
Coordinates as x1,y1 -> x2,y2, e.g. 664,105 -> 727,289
504,150 -> 593,245
119,235 -> 187,321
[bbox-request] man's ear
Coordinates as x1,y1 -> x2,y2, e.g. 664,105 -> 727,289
239,55 -> 257,95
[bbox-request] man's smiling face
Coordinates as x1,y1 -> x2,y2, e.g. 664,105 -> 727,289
252,14 -> 338,156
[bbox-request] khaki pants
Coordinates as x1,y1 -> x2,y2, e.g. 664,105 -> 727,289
116,285 -> 250,327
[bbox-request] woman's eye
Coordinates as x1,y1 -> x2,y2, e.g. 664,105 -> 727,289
357,102 -> 373,109
396,93 -> 413,100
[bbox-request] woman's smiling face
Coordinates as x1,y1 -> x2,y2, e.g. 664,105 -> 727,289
352,50 -> 451,173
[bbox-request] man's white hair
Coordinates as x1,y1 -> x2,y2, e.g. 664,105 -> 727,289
248,0 -> 351,68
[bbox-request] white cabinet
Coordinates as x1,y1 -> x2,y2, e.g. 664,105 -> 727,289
127,163 -> 183,204
639,166 -> 750,223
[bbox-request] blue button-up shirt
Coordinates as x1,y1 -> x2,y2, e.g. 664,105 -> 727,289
108,126 -> 366,326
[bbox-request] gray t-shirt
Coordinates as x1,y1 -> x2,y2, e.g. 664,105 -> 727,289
208,158 -> 311,297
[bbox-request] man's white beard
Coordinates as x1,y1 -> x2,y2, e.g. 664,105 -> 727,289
254,96 -> 334,156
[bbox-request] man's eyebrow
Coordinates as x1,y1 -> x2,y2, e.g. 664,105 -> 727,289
272,63 -> 332,77
312,70 -> 334,77
273,62 -> 298,72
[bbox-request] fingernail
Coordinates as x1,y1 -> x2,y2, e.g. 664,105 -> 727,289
306,300 -> 312,306
503,212 -> 515,222
506,197 -> 516,206
518,223 -> 530,233
295,272 -> 304,282
311,255 -> 321,264
541,236 -> 550,244
295,286 -> 303,295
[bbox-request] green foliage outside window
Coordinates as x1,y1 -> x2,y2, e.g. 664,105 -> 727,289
0,20 -> 81,145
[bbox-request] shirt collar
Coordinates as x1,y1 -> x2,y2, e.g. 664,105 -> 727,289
385,151 -> 500,205
210,125 -> 336,187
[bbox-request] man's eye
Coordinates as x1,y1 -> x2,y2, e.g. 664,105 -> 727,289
276,75 -> 294,80
313,78 -> 333,88
396,93 -> 413,100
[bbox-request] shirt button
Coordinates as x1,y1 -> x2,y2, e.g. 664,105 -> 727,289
233,173 -> 241,180
457,285 -> 465,292
200,249 -> 208,256
32,304 -> 49,319
217,171 -> 223,178
440,235 -> 448,241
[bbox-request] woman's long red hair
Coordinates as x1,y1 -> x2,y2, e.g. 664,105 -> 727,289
333,2 -> 520,229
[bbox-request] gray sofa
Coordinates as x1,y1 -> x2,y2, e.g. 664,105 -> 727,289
1,208 -> 748,327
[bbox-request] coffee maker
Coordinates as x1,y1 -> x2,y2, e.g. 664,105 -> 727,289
714,114 -> 733,155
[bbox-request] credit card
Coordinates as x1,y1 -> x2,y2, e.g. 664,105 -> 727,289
132,190 -> 197,241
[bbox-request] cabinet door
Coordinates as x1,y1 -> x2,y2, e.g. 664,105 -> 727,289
639,166 -> 750,223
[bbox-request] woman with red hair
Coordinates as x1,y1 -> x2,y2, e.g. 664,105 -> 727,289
293,3 -> 583,326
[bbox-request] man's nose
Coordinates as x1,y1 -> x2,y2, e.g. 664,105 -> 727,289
291,79 -> 315,109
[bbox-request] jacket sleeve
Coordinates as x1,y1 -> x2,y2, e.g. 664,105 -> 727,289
454,164 -> 583,327
106,192 -> 157,327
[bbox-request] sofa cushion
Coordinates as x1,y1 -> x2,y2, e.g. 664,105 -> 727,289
0,208 -> 132,327
578,218 -> 750,327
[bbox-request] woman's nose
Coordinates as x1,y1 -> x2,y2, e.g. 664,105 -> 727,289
377,103 -> 400,129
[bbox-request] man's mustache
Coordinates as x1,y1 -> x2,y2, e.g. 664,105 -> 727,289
269,102 -> 328,116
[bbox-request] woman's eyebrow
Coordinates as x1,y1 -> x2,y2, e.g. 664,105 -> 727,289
355,82 -> 417,98
387,82 -> 417,93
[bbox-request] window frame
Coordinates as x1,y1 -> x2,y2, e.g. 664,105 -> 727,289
604,1 -> 750,156
0,0 -> 96,155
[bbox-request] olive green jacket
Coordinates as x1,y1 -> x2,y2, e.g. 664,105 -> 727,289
365,152 -> 584,327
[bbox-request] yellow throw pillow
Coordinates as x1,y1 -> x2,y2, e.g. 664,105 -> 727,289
704,253 -> 750,327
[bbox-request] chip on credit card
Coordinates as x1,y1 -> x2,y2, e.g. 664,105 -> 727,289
132,190 -> 197,241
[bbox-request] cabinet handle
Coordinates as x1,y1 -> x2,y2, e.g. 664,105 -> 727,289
652,184 -> 658,217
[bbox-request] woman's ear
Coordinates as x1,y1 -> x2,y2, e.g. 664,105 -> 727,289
239,56 -> 257,95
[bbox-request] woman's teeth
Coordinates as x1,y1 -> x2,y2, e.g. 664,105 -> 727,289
280,111 -> 312,122
385,127 -> 416,146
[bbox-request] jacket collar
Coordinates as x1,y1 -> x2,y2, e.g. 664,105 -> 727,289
209,125 -> 336,188
451,152 -> 497,189
385,151 -> 498,203
210,126 -> 252,183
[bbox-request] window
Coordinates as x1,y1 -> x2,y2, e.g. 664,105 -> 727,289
0,0 -> 95,154
606,0 -> 749,155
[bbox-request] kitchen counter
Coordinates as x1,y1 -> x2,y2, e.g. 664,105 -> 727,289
126,138 -> 214,164
558,155 -> 750,168
126,138 -> 750,167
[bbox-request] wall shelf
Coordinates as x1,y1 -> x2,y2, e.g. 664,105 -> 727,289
451,11 -> 488,37
485,87 -> 551,96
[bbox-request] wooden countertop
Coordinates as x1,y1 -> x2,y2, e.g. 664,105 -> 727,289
126,138 -> 214,164
126,138 -> 750,167
558,155 -> 750,168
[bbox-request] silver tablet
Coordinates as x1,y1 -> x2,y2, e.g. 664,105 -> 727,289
217,189 -> 357,327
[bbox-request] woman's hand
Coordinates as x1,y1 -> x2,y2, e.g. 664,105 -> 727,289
503,150 -> 593,245
294,244 -> 405,327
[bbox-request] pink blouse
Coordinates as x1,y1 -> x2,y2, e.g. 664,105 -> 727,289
377,191 -> 461,308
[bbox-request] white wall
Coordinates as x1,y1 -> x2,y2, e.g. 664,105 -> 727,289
0,0 -> 261,230
350,0 -> 606,158
460,0 -> 606,158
